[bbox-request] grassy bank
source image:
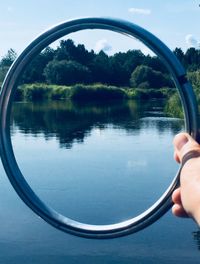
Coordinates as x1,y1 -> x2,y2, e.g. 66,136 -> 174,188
165,85 -> 200,118
14,83 -> 172,102
164,93 -> 183,118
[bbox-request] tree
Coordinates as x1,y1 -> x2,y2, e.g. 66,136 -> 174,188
184,48 -> 200,71
174,48 -> 184,65
55,39 -> 79,62
73,44 -> 95,65
22,47 -> 55,83
130,65 -> 172,88
0,48 -> 17,67
0,66 -> 9,83
123,50 -> 145,74
109,53 -> 129,86
44,60 -> 92,85
108,50 -> 145,86
90,51 -> 111,84
144,55 -> 169,74
0,49 -> 17,82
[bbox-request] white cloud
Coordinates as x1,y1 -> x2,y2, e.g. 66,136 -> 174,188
94,39 -> 112,53
185,34 -> 200,48
128,7 -> 151,15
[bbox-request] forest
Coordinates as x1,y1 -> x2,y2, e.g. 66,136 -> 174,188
0,39 -> 200,102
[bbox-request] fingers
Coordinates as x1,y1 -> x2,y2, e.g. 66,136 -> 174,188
172,187 -> 181,204
172,188 -> 188,217
173,133 -> 200,164
172,204 -> 188,218
172,133 -> 200,221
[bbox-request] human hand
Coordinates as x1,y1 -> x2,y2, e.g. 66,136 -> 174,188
172,133 -> 200,225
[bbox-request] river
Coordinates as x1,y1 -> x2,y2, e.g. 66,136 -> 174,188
0,99 -> 199,263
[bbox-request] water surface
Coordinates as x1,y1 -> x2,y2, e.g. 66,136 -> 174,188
0,99 -> 199,263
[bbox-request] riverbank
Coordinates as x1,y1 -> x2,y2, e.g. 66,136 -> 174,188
164,84 -> 200,118
14,83 -> 173,102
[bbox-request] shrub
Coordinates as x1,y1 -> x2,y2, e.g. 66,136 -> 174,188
71,84 -> 126,101
165,93 -> 183,118
24,84 -> 51,101
51,85 -> 71,100
18,84 -> 72,101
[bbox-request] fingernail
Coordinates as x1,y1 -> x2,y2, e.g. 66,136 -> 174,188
176,134 -> 188,151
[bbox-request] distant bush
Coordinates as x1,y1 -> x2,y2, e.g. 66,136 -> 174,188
126,87 -> 172,99
19,83 -> 71,101
71,84 -> 126,101
23,84 -> 51,101
13,83 -> 174,102
50,85 -> 72,100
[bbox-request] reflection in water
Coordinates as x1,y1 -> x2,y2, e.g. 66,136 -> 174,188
193,231 -> 200,251
2,99 -> 199,263
11,99 -> 183,149
10,98 -> 184,223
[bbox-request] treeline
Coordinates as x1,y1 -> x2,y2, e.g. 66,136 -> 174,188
0,40 -> 199,89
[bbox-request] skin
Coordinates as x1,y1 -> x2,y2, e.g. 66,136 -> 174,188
172,132 -> 200,225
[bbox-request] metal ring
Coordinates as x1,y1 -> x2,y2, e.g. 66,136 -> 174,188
0,17 -> 199,238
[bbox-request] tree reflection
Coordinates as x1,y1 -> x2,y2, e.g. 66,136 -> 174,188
11,99 -> 184,149
193,231 -> 200,251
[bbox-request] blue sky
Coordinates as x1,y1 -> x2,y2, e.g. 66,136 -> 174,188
0,0 -> 200,58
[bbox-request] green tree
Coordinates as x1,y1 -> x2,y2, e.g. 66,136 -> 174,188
130,65 -> 172,88
143,55 -> 170,74
174,48 -> 184,65
0,48 -> 17,67
55,39 -> 76,61
109,50 -> 144,86
0,66 -> 9,83
44,60 -> 92,85
90,51 -> 111,84
184,48 -> 200,71
0,49 -> 17,82
22,47 -> 55,83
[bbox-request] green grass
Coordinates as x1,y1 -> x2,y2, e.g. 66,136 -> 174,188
17,83 -> 72,101
70,84 -> 127,101
164,92 -> 183,118
14,83 -> 173,102
126,87 -> 174,100
164,85 -> 200,118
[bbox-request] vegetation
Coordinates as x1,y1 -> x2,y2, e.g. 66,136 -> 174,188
70,84 -> 126,101
164,93 -> 183,118
165,70 -> 200,118
1,40 -> 200,112
187,70 -> 200,101
0,39 -> 174,87
0,49 -> 17,83
15,83 -> 174,102
130,65 -> 172,89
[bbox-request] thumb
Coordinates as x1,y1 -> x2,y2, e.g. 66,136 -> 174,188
173,133 -> 200,164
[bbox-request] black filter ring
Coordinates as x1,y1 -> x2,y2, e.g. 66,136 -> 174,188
0,17 -> 199,239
